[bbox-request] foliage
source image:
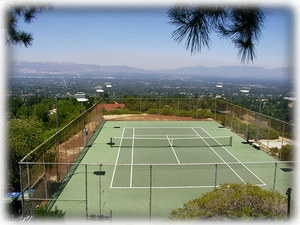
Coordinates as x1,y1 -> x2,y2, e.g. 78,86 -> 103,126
34,206 -> 65,219
270,147 -> 279,156
8,97 -> 83,130
7,6 -> 52,47
168,6 -> 266,63
170,183 -> 287,220
7,96 -> 84,191
104,108 -> 140,115
8,118 -> 44,190
280,144 -> 293,161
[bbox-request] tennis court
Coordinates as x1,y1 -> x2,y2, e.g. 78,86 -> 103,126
109,126 -> 265,189
52,120 -> 293,219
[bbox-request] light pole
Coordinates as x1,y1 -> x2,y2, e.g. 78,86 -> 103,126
215,83 -> 233,128
55,94 -> 60,134
55,94 -> 60,181
74,92 -> 88,147
240,87 -> 251,141
215,83 -> 223,121
95,85 -> 104,99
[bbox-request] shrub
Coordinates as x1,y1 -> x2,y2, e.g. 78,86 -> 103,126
280,145 -> 293,161
270,147 -> 279,156
170,183 -> 287,220
34,206 -> 65,219
104,108 -> 140,115
145,108 -> 158,114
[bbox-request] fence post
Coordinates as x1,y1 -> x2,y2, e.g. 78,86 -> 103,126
214,164 -> 218,188
26,163 -> 33,215
120,98 -> 123,120
267,117 -> 271,151
279,123 -> 286,160
140,98 -> 142,113
230,103 -> 233,130
286,188 -> 292,218
72,123 -> 75,163
159,97 -> 161,115
43,159 -> 48,200
177,98 -> 180,117
214,98 -> 216,120
149,164 -> 152,221
272,162 -> 278,192
19,163 -> 25,215
238,108 -> 241,134
256,97 -> 262,141
99,164 -> 102,216
85,164 -> 88,219
56,133 -> 60,181
246,109 -> 250,140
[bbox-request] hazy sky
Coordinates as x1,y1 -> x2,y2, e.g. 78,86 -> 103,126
11,6 -> 293,70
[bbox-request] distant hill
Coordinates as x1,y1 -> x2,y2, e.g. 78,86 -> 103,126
10,61 -> 292,81
10,61 -> 150,76
159,66 -> 292,80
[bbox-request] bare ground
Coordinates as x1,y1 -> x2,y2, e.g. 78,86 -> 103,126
103,113 -> 213,121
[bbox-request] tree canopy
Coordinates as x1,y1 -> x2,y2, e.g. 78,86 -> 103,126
168,6 -> 266,63
7,6 -> 51,47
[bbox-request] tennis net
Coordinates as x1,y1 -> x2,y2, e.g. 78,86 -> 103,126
108,136 -> 232,148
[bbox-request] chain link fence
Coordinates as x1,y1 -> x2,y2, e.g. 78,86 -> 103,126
19,100 -> 104,216
19,161 -> 294,219
18,97 -> 294,219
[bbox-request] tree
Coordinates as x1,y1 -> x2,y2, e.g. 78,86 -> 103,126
7,6 -> 52,47
8,118 -> 44,190
168,6 -> 266,63
33,103 -> 50,122
170,183 -> 287,220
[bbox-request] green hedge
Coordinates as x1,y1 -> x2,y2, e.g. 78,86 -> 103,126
170,183 -> 287,220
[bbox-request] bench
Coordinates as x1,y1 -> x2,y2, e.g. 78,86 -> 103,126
247,139 -> 260,149
252,142 -> 260,149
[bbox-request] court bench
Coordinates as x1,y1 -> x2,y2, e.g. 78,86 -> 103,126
247,139 -> 261,149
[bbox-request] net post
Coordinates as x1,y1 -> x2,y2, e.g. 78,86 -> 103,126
230,136 -> 232,147
107,137 -> 114,147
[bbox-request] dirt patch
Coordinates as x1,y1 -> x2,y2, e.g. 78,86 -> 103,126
103,114 -> 213,121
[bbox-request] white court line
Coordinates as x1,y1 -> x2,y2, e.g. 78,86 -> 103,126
166,135 -> 181,164
199,127 -> 266,186
111,185 -> 218,189
110,183 -> 266,189
130,128 -> 135,188
110,126 -> 265,189
124,127 -> 203,129
134,134 -> 199,137
191,127 -> 246,184
110,127 -> 126,188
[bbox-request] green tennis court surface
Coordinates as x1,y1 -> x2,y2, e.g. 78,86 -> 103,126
53,121 -> 293,219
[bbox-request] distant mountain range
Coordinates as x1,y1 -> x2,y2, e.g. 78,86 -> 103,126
10,61 -> 292,81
